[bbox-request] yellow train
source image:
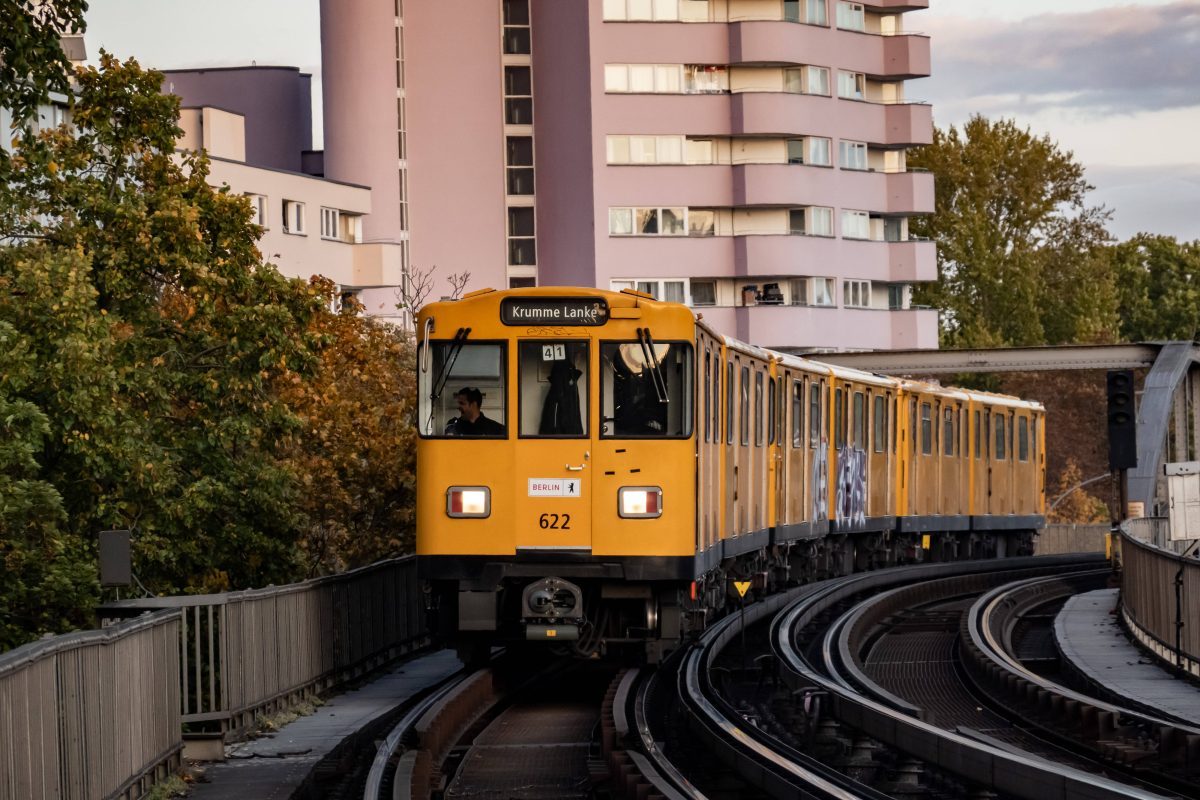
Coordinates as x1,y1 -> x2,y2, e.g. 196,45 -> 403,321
416,287 -> 1044,661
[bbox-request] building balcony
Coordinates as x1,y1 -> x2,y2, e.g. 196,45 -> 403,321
864,0 -> 929,10
605,164 -> 734,207
730,163 -> 933,213
599,93 -> 734,137
733,234 -> 936,282
597,232 -> 738,279
351,242 -> 404,288
730,92 -> 932,146
698,304 -> 938,351
728,21 -> 930,80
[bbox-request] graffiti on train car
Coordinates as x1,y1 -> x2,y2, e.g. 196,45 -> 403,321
811,438 -> 829,521
836,446 -> 868,527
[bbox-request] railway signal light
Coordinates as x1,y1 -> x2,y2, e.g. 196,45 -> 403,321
1106,370 -> 1137,471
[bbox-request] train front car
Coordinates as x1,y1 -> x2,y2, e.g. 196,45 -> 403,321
416,288 -> 697,661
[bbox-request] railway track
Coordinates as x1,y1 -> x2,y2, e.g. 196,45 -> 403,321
611,555 -> 1193,800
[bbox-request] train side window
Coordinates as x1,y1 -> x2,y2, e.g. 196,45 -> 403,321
1031,416 -> 1039,461
792,380 -> 804,448
994,413 -> 1006,460
873,394 -> 886,453
734,367 -> 744,448
891,396 -> 897,455
712,354 -> 721,442
518,341 -> 589,437
809,382 -> 822,447
920,402 -> 932,455
767,376 -> 777,445
755,371 -> 765,446
726,362 -> 734,445
418,341 -> 508,438
834,388 -> 845,449
974,410 -> 981,459
1009,412 -> 1015,459
1018,416 -> 1029,461
852,391 -> 865,449
600,340 -> 693,437
909,398 -> 917,454
943,406 -> 954,456
703,351 -> 711,442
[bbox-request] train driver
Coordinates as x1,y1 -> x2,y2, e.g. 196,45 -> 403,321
444,387 -> 505,437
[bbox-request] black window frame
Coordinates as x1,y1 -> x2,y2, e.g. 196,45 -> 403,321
516,339 -> 590,439
417,339 -> 510,439
599,339 -> 694,440
873,393 -> 886,453
920,401 -> 932,455
994,413 -> 1007,460
726,361 -> 735,445
755,371 -> 765,447
740,364 -> 751,446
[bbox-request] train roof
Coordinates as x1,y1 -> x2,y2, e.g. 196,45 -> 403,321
419,288 -> 1043,411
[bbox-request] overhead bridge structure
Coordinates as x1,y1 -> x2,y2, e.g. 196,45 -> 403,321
811,341 -> 1200,516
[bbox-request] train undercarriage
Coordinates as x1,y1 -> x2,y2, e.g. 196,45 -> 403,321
425,527 -> 1037,664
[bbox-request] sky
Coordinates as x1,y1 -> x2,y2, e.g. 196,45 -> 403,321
83,0 -> 1200,241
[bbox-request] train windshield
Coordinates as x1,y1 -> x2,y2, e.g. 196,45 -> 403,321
418,342 -> 507,437
600,341 -> 693,438
518,341 -> 589,437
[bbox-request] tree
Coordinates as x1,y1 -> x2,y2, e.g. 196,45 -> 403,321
910,116 -> 1116,348
0,0 -> 88,129
1110,234 -> 1200,342
278,278 -> 419,573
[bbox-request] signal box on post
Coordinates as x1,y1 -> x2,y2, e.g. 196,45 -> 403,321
1107,369 -> 1137,471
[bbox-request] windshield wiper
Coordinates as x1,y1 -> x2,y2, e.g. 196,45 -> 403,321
427,327 -> 471,428
637,327 -> 669,404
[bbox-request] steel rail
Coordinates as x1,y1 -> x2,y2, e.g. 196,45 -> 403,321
771,555 -> 1171,800
362,669 -> 474,800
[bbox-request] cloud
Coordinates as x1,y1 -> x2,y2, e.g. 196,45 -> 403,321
923,2 -> 1200,119
1087,163 -> 1200,241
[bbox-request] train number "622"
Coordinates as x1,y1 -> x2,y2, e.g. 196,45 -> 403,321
538,513 -> 571,530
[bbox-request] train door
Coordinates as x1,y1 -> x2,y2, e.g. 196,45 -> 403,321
785,374 -> 806,525
514,338 -> 593,550
991,410 -> 1011,514
940,403 -> 961,515
809,376 -> 826,523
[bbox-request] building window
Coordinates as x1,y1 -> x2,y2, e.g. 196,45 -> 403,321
790,278 -> 808,306
785,0 -> 827,24
839,140 -> 868,170
320,207 -> 340,240
282,200 -> 305,235
686,137 -> 715,164
804,66 -> 830,96
502,0 -> 531,54
690,279 -> 716,306
507,167 -> 535,195
807,206 -> 834,236
811,277 -> 835,306
508,206 -> 536,266
836,1 -> 865,31
686,65 -> 728,93
841,210 -> 870,240
604,0 -> 701,20
888,284 -> 908,310
608,207 -> 687,236
838,70 -> 866,100
245,194 -> 267,228
606,134 -> 685,164
509,276 -> 537,288
786,136 -> 831,166
507,136 -> 533,166
605,63 -> 686,93
843,280 -> 870,308
611,278 -> 687,303
688,208 -> 716,236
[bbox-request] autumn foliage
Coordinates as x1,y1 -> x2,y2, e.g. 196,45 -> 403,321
0,55 -> 417,649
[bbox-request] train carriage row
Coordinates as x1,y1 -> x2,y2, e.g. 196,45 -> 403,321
416,287 -> 1045,660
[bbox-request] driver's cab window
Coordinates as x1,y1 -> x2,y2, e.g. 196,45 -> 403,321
419,342 -> 507,437
600,341 -> 693,437
518,341 -> 589,437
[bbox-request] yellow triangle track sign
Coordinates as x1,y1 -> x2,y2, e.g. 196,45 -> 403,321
734,580 -> 753,598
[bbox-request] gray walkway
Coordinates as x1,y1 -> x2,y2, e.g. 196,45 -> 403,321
1054,588 -> 1200,725
188,649 -> 462,800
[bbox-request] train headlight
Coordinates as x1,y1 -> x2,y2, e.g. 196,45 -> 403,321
619,486 -> 662,519
446,486 -> 490,518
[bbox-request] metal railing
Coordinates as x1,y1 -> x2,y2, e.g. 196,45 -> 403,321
0,610 -> 183,800
97,556 -> 426,734
1119,518 -> 1200,678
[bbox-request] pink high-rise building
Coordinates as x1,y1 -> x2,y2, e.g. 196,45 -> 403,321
321,0 -> 937,351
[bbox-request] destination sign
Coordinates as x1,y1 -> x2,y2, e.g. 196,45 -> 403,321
501,297 -> 609,327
